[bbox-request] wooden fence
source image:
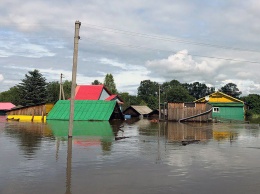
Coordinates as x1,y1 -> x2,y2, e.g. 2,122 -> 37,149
168,102 -> 212,122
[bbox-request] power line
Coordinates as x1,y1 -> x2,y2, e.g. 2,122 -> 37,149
85,37 -> 260,64
82,23 -> 260,53
1,22 -> 260,53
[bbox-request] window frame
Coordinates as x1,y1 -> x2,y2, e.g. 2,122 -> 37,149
213,107 -> 220,113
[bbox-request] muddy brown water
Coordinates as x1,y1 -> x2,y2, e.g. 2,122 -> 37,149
0,117 -> 260,194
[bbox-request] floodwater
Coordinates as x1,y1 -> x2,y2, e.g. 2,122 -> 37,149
0,116 -> 260,194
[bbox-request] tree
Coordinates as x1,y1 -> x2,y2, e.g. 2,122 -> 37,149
166,85 -> 195,102
46,81 -> 60,103
63,80 -> 72,99
137,80 -> 159,109
92,80 -> 102,85
103,74 -> 118,94
0,86 -> 20,105
160,80 -> 194,102
182,82 -> 215,99
119,92 -> 142,111
46,80 -> 72,103
219,83 -> 242,98
241,94 -> 260,115
17,69 -> 47,106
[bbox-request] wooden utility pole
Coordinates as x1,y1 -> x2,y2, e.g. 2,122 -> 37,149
68,20 -> 81,138
158,84 -> 161,120
59,73 -> 65,100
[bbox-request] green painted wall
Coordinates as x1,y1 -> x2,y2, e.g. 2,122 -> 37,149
210,102 -> 244,121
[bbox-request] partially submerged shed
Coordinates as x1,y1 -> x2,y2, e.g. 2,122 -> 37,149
6,103 -> 54,122
123,105 -> 153,118
0,102 -> 15,115
47,100 -> 124,121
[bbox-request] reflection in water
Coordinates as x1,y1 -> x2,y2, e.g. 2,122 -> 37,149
47,120 -> 117,154
66,137 -> 72,194
1,119 -> 260,194
166,122 -> 213,143
4,122 -> 53,157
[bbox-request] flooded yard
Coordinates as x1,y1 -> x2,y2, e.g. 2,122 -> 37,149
0,116 -> 260,194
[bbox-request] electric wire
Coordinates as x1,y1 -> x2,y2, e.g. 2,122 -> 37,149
1,21 -> 260,53
85,37 -> 260,64
82,23 -> 260,53
1,22 -> 260,63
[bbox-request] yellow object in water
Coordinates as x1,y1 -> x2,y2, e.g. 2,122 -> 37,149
7,115 -> 46,122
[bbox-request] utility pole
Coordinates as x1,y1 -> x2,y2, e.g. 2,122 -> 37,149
68,20 -> 81,138
59,73 -> 65,100
158,84 -> 161,121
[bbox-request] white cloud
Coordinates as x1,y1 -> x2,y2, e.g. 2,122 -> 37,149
0,74 -> 3,82
1,0 -> 260,95
99,57 -> 162,94
146,50 -> 222,80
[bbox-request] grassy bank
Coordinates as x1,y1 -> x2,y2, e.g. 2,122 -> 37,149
249,114 -> 260,124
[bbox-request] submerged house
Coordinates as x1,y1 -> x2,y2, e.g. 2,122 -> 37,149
123,105 -> 153,118
195,91 -> 245,121
47,100 -> 124,121
74,85 -> 124,105
0,102 -> 15,115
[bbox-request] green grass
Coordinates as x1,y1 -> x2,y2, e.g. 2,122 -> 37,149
249,114 -> 260,123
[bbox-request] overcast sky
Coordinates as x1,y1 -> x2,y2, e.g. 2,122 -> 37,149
1,0 -> 260,95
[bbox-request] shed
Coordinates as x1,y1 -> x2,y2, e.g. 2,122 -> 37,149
6,103 -> 54,122
0,102 -> 15,115
123,105 -> 153,118
195,91 -> 245,121
47,100 -> 124,121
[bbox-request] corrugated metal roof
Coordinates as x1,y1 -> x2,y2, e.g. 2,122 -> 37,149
129,105 -> 153,115
75,85 -> 104,100
0,102 -> 15,110
47,100 -> 117,121
105,94 -> 117,101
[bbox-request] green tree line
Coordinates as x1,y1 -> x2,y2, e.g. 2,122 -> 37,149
1,69 -> 260,117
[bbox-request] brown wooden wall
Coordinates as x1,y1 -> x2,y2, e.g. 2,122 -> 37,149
7,103 -> 54,116
168,102 -> 212,122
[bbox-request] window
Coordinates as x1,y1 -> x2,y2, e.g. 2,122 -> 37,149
213,107 -> 220,113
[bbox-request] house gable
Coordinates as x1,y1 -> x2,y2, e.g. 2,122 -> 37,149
75,85 -> 103,100
99,88 -> 111,100
195,91 -> 243,103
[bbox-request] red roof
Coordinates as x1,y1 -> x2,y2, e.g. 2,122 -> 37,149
0,102 -> 15,110
105,95 -> 117,101
75,85 -> 104,100
73,85 -> 123,104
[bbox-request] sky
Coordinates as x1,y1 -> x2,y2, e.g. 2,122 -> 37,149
1,0 -> 260,96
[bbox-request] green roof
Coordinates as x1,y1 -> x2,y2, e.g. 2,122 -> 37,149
47,120 -> 114,137
47,100 -> 117,121
209,102 -> 244,107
